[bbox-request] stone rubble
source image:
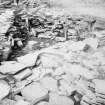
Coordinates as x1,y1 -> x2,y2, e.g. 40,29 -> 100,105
1,1 -> 105,105
0,37 -> 105,105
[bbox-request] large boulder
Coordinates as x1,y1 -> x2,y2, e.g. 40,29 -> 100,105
21,82 -> 48,102
17,52 -> 39,67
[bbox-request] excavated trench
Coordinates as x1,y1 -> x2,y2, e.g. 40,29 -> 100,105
4,14 -> 57,61
1,9 -> 105,61
1,0 -> 105,62
5,13 -> 105,61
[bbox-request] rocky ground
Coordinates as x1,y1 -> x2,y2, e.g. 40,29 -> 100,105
0,0 -> 105,105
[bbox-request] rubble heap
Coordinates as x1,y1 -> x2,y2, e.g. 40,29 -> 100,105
0,1 -> 105,105
0,36 -> 105,105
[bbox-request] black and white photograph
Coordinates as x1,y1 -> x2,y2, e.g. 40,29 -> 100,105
0,0 -> 105,105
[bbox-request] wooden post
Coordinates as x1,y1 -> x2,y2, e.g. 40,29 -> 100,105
64,24 -> 68,41
25,17 -> 29,31
63,20 -> 68,41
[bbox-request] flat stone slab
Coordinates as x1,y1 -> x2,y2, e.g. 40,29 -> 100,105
40,77 -> 58,92
0,61 -> 26,74
21,82 -> 48,102
0,80 -> 10,101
